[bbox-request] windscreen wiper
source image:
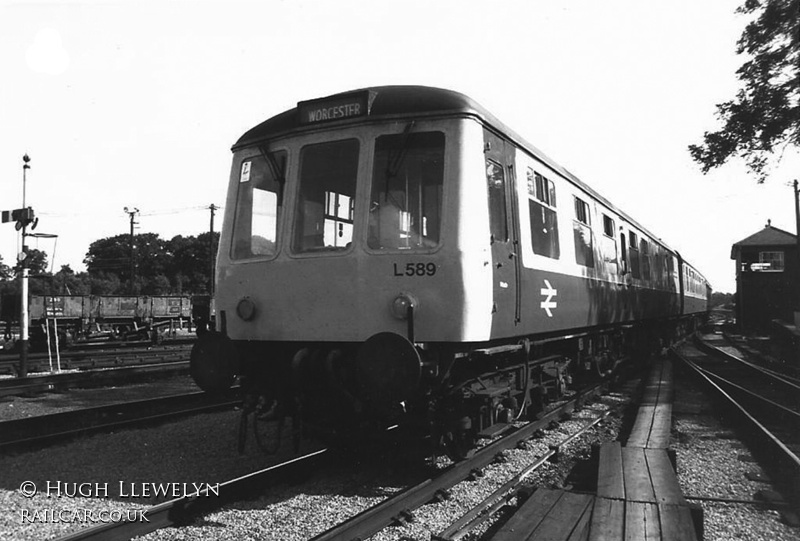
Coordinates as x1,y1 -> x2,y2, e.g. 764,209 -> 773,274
259,146 -> 286,205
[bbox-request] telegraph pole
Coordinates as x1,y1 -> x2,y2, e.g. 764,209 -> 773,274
19,154 -> 30,378
124,207 -> 139,294
208,204 -> 218,296
794,180 -> 800,326
794,180 -> 799,256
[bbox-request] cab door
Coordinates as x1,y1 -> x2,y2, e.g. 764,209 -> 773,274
484,130 -> 522,337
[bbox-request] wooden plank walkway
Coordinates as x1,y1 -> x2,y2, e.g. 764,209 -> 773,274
597,442 -> 687,505
627,359 -> 673,448
492,488 -> 698,541
488,359 -> 701,540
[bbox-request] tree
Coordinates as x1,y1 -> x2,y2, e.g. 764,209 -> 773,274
84,234 -> 131,277
168,232 -> 219,293
83,232 -> 218,295
16,248 -> 49,276
52,265 -> 92,295
710,291 -> 735,309
689,0 -> 800,182
84,233 -> 168,293
0,255 -> 11,281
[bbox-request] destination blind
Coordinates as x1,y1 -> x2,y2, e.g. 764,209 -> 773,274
298,91 -> 373,125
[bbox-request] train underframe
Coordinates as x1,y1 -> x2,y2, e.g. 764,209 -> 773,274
191,316 -> 701,460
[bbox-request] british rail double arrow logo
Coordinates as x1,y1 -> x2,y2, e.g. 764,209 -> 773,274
540,280 -> 558,317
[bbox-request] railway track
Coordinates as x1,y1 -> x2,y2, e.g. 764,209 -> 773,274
720,332 -> 800,383
45,379 -> 616,541
0,342 -> 193,376
51,449 -> 330,541
310,382 -> 612,541
691,334 -> 800,451
673,335 -> 800,509
0,344 -> 193,397
0,388 -> 241,452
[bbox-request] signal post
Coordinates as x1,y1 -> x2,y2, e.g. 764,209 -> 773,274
1,154 -> 37,377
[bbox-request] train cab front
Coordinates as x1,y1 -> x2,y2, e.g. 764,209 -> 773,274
198,89 -> 500,454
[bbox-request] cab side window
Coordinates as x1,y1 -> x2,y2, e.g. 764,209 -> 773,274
486,160 -> 508,243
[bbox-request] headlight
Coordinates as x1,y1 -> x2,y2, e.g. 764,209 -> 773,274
236,297 -> 257,321
390,293 -> 417,320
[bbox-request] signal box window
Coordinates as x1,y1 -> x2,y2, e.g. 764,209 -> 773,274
758,251 -> 784,271
573,197 -> 594,267
486,160 -> 508,242
368,131 -> 444,250
527,168 -> 559,259
231,150 -> 286,259
294,139 -> 359,253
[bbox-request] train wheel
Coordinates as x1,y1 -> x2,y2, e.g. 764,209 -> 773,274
441,430 -> 475,461
190,332 -> 236,393
439,416 -> 476,461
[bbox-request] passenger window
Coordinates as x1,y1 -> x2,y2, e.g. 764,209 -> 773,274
294,139 -> 359,253
486,159 -> 508,242
368,131 -> 444,250
527,168 -> 559,259
573,197 -> 594,267
602,215 -> 615,237
640,239 -> 650,281
629,232 -> 640,279
231,150 -> 286,260
601,214 -> 618,271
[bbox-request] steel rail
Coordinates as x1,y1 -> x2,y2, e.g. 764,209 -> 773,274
721,331 -> 800,386
703,335 -> 800,389
694,335 -> 800,413
0,343 -> 193,377
309,383 -> 606,541
54,449 -> 330,541
0,361 -> 190,397
696,367 -> 800,423
0,342 -> 192,363
672,345 -> 800,508
0,388 -> 241,451
435,406 -> 616,541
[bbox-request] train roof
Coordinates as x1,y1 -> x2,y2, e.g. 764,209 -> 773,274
234,86 -> 678,257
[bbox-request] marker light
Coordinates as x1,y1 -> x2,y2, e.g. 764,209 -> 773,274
236,297 -> 257,321
390,293 -> 417,320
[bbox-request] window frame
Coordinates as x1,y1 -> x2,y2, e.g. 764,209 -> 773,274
229,149 -> 287,262
758,251 -> 785,272
486,158 -> 508,243
602,214 -> 615,238
572,196 -> 594,268
291,137 -> 361,255
366,130 -> 446,252
526,167 -> 560,260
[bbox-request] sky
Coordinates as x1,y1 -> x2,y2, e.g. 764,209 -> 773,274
1,0 -> 798,294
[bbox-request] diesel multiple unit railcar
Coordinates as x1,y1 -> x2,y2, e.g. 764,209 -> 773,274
191,86 -> 710,457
